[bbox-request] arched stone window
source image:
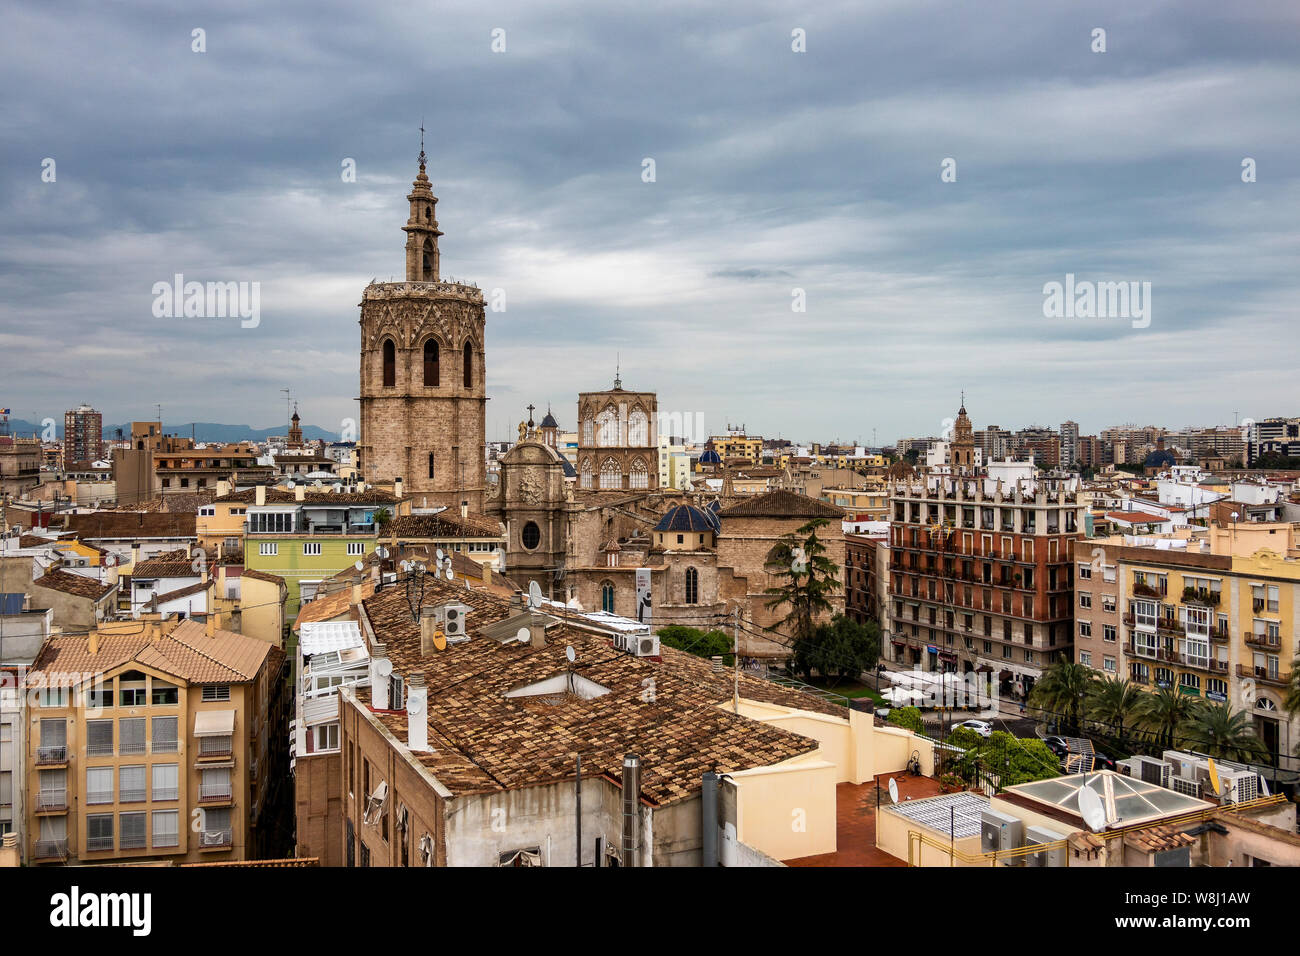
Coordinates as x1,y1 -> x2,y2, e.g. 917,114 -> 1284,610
684,566 -> 699,605
627,410 -> 648,446
423,340 -> 439,386
422,237 -> 435,278
582,418 -> 594,445
599,458 -> 622,490
596,408 -> 618,447
463,341 -> 473,388
629,457 -> 649,490
427,453 -> 435,479
382,339 -> 396,388
601,581 -> 616,614
580,458 -> 593,490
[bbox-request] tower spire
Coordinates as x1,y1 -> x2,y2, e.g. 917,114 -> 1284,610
403,129 -> 443,282
418,120 -> 426,169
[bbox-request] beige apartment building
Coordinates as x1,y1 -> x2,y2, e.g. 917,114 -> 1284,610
25,617 -> 288,864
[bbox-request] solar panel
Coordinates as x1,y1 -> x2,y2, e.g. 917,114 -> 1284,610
887,791 -> 989,839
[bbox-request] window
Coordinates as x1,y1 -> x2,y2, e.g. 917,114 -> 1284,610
1078,592 -> 1091,609
1134,631 -> 1156,658
200,767 -> 232,801
1078,621 -> 1091,638
202,685 -> 231,702
462,341 -> 473,388
120,812 -> 146,850
580,458 -> 593,490
119,718 -> 146,755
303,542 -> 322,556
427,452 -> 435,480
152,764 -> 179,801
86,767 -> 113,805
1207,678 -> 1228,700
521,521 -> 541,550
599,457 -> 621,489
87,683 -> 112,710
423,340 -> 439,386
1133,599 -> 1157,630
152,717 -> 178,753
1103,624 -> 1117,643
382,339 -> 396,387
119,765 -> 146,803
259,542 -> 278,556
151,681 -> 178,706
87,719 -> 114,756
1077,563 -> 1092,579
152,810 -> 179,848
201,807 -> 232,846
582,419 -> 593,446
1103,656 -> 1116,674
1080,650 -> 1092,667
685,567 -> 699,605
628,411 -> 648,446
629,457 -> 649,490
347,542 -> 365,556
596,409 -> 618,447
87,814 -> 114,852
313,724 -> 339,751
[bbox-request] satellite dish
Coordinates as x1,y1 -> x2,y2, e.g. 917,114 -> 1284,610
515,626 -> 531,643
286,480 -> 295,488
1258,774 -> 1270,797
566,645 -> 576,663
1207,758 -> 1221,795
435,548 -> 445,562
374,658 -> 392,678
445,567 -> 454,581
887,778 -> 899,804
433,632 -> 446,651
528,581 -> 543,608
1078,784 -> 1106,832
407,694 -> 425,715
354,560 -> 364,571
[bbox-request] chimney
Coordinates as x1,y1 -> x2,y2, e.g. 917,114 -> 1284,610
406,672 -> 428,751
255,485 -> 266,507
394,477 -> 403,499
206,610 -> 215,637
350,573 -> 363,608
294,484 -> 306,502
216,479 -> 230,498
621,754 -> 641,867
131,541 -> 140,567
420,607 -> 439,656
529,617 -> 547,649
369,642 -> 390,709
461,499 -> 469,520
88,629 -> 99,654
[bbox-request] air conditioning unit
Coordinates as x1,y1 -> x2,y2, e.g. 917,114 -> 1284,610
1219,770 -> 1259,805
1132,755 -> 1172,789
980,808 -> 1023,857
634,632 -> 660,658
1162,751 -> 1200,780
1116,758 -> 1139,778
437,603 -> 472,641
1170,775 -> 1201,798
1024,825 -> 1067,868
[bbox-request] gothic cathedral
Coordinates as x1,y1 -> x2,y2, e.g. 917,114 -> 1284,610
357,148 -> 487,511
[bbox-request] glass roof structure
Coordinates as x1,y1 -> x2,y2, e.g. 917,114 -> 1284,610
1007,770 -> 1213,829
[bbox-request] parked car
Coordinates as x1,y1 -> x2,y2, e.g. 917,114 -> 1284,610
953,719 -> 993,738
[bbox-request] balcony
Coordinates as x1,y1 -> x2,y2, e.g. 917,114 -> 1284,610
35,746 -> 67,766
33,840 -> 68,860
199,827 -> 233,849
198,784 -> 234,804
119,788 -> 147,804
1237,664 -> 1291,687
1244,632 -> 1282,650
86,834 -> 115,852
35,789 -> 68,813
86,790 -> 114,805
1181,588 -> 1220,607
198,736 -> 233,759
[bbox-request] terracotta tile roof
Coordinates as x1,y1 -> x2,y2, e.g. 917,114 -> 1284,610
55,512 -> 196,539
32,569 -> 116,601
103,492 -> 215,513
133,551 -> 202,577
293,577 -> 374,631
27,618 -> 274,686
153,580 -> 212,604
1105,511 -> 1169,524
354,579 -> 838,805
384,511 -> 504,539
718,488 -> 844,519
240,568 -> 287,588
1124,825 -> 1196,853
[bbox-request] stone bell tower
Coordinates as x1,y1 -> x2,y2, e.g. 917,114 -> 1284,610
357,137 -> 487,511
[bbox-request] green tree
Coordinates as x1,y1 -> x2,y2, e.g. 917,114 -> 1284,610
979,732 -> 1062,790
1285,659 -> 1300,723
656,625 -> 733,663
1028,660 -> 1098,733
887,705 -> 922,733
373,507 -> 392,528
764,517 -> 839,643
1086,676 -> 1146,744
1134,686 -> 1200,749
1183,704 -> 1268,763
791,613 -> 879,681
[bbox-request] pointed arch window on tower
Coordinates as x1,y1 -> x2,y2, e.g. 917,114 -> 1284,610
423,340 -> 439,387
684,567 -> 699,605
596,409 -> 618,447
601,581 -> 616,614
462,341 -> 473,388
628,410 -> 648,446
427,452 -> 435,480
582,418 -> 594,446
580,458 -> 593,490
421,238 -> 435,280
382,339 -> 396,388
599,458 -> 622,490
629,457 -> 649,490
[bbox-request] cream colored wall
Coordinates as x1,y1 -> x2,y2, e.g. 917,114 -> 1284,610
869,724 -> 937,779
239,577 -> 286,646
875,805 -> 984,866
729,756 -> 838,860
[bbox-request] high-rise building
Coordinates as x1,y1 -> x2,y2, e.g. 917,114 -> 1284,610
357,149 -> 487,511
62,404 -> 103,466
1060,420 -> 1079,467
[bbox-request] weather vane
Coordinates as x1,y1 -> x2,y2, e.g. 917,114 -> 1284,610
418,119 -> 427,168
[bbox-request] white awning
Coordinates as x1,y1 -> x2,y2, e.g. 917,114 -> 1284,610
193,709 -> 235,736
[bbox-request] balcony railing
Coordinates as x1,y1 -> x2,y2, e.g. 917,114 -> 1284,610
86,790 -> 114,805
86,835 -> 114,852
36,746 -> 67,765
33,839 -> 68,860
119,788 -> 146,803
1237,664 -> 1290,687
35,790 -> 68,812
153,788 -> 179,802
199,784 -> 233,803
199,827 -> 233,848
1244,632 -> 1282,650
86,742 -> 115,757
199,736 -> 233,757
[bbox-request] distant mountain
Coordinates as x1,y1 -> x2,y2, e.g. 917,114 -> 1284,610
1,418 -> 340,443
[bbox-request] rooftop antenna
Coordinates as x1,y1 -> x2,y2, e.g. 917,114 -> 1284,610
614,354 -> 621,390
418,119 -> 426,168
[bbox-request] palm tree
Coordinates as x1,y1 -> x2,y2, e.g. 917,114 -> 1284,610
1134,686 -> 1200,750
1086,676 -> 1145,745
1283,659 -> 1300,755
1028,660 -> 1097,733
1182,704 -> 1267,763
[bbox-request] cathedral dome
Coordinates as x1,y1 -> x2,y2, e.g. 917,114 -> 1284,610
654,504 -> 717,534
699,448 -> 722,465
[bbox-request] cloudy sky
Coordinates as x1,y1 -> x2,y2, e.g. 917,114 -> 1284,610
1,0 -> 1297,445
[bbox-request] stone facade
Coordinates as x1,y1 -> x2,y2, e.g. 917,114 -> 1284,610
357,158 -> 486,511
576,383 -> 658,492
